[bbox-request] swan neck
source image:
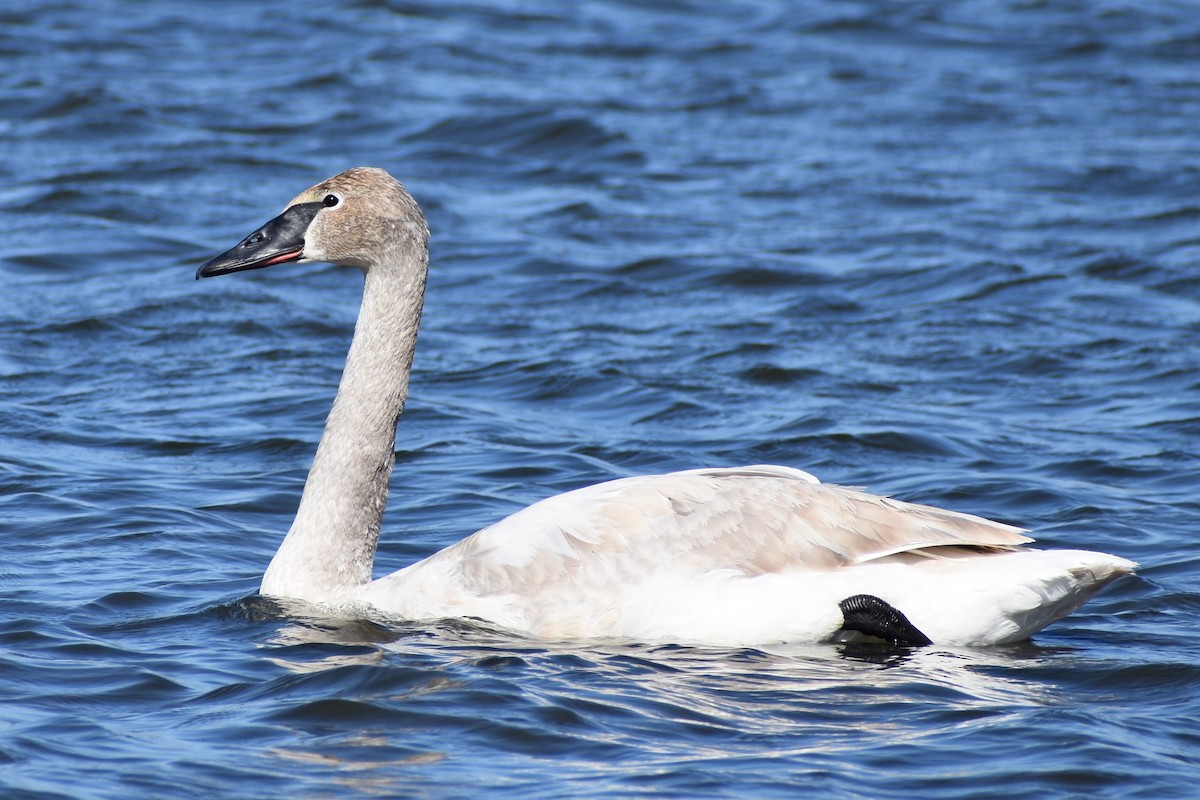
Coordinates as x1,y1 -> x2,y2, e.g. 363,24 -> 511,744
261,241 -> 428,600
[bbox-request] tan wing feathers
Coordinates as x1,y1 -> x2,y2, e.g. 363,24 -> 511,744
436,470 -> 1033,597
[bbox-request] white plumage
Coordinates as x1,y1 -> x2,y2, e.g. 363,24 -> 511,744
356,465 -> 1132,646
198,168 -> 1135,648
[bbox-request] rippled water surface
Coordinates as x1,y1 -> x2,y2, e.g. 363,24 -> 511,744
4,0 -> 1200,796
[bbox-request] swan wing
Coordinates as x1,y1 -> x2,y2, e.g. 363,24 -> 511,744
404,465 -> 1031,593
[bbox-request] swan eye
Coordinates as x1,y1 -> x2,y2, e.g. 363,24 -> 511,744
323,194 -> 340,208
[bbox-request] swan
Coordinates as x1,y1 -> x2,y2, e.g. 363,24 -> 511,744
196,167 -> 1135,647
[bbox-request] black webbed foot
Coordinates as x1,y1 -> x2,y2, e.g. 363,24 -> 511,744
838,594 -> 932,646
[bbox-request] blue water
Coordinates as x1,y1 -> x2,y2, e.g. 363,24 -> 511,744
3,0 -> 1199,796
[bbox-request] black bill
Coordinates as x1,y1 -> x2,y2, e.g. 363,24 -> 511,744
196,201 -> 324,279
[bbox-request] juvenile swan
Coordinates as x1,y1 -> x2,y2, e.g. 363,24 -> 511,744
197,167 -> 1135,646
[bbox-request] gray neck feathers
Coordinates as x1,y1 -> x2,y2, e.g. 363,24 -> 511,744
260,240 -> 428,599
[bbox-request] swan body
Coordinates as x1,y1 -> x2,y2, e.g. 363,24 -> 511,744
198,168 -> 1135,647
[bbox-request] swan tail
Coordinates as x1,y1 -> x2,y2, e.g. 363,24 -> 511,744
846,549 -> 1136,647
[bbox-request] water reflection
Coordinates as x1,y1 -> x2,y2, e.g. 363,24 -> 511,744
257,605 -> 1056,709
223,597 -> 1085,796
268,740 -> 446,797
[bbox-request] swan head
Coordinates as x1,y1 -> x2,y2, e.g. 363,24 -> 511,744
196,167 -> 428,279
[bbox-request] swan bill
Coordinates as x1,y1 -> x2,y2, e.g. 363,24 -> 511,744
196,201 -> 324,279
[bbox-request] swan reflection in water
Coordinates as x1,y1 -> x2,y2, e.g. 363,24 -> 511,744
237,598 -> 1060,793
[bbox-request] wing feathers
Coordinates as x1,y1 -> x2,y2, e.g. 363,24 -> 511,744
433,468 -> 1032,596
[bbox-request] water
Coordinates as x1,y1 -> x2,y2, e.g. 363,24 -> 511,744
3,0 -> 1198,796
